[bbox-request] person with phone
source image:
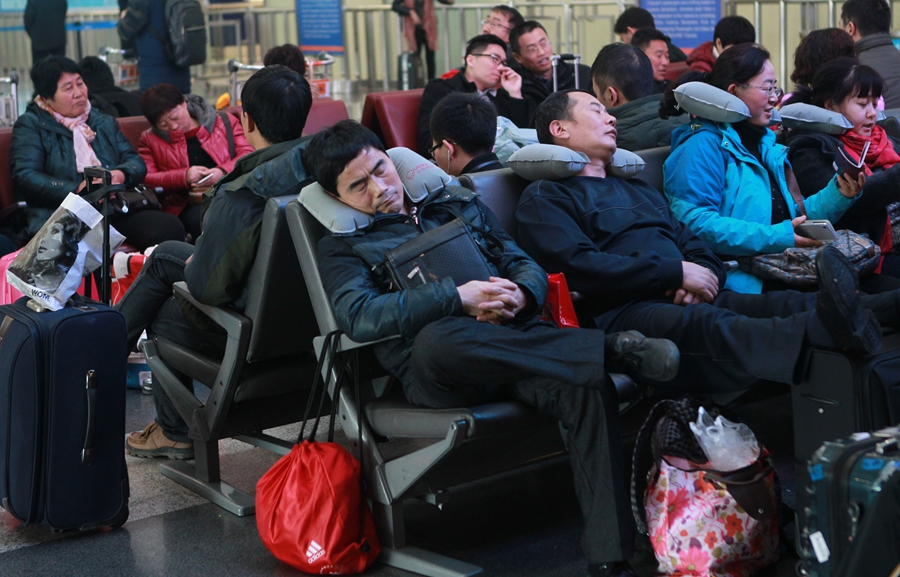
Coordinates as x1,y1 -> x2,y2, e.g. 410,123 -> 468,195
138,84 -> 254,241
787,58 -> 900,287
661,44 -> 864,295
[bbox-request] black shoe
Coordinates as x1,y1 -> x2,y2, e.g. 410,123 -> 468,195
605,330 -> 679,381
587,562 -> 633,577
816,245 -> 882,356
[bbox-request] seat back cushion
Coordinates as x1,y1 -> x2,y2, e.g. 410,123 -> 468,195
303,98 -> 350,136
459,168 -> 530,238
0,127 -> 14,210
115,115 -> 152,151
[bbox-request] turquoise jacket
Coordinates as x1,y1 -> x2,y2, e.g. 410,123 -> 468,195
664,118 -> 855,293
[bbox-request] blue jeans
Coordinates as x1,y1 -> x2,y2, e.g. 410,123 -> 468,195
116,240 -> 226,442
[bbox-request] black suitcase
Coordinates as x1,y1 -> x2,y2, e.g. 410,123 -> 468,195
792,331 -> 900,463
797,426 -> 900,577
0,297 -> 129,530
398,50 -> 424,91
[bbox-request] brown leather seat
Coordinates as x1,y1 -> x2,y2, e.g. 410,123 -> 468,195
666,61 -> 690,83
0,127 -> 15,213
360,89 -> 424,153
303,98 -> 350,136
115,115 -> 152,151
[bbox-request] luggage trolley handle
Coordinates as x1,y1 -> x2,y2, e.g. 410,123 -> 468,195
82,370 -> 97,466
227,59 -> 264,106
0,71 -> 18,124
551,54 -> 581,92
82,166 -> 123,305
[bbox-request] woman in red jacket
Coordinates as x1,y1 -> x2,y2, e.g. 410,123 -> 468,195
138,84 -> 253,240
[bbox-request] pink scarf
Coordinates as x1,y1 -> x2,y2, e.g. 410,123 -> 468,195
35,96 -> 101,173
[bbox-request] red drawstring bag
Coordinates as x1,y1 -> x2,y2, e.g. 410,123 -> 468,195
256,332 -> 380,574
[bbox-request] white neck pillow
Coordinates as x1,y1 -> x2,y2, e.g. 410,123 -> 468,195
675,82 -> 751,123
779,103 -> 853,135
506,143 -> 646,181
298,147 -> 458,234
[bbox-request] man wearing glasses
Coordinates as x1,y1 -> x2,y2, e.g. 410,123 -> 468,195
509,21 -> 593,124
416,33 -> 532,154
480,5 -> 523,44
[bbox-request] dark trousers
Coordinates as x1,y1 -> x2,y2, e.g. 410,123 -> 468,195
601,289 -> 822,391
414,27 -> 437,80
31,45 -> 65,66
109,209 -> 186,251
179,204 -> 202,243
409,317 -> 631,565
115,240 -> 225,442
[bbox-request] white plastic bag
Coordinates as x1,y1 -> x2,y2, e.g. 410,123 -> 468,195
689,407 -> 760,472
6,193 -> 124,311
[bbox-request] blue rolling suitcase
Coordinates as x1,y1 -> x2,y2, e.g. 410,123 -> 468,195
0,296 -> 129,530
797,426 -> 900,577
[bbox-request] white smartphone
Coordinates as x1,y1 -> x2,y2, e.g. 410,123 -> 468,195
796,219 -> 838,242
196,173 -> 214,185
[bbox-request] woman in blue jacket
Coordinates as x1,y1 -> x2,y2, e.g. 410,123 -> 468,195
661,43 -> 864,294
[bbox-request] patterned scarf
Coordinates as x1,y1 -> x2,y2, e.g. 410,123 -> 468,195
839,125 -> 900,271
35,95 -> 102,173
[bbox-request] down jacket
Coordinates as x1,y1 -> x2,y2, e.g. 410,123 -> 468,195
139,95 -> 253,216
182,135 -> 312,318
10,102 -> 147,235
317,184 -> 546,396
664,117 -> 855,294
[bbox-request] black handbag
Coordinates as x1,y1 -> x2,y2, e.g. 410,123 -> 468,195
384,218 -> 493,290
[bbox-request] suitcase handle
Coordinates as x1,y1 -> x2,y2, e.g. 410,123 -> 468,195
82,370 -> 97,466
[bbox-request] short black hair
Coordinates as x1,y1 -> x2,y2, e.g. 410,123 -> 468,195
263,44 -> 307,76
786,58 -> 883,108
631,28 -> 671,52
31,55 -> 81,100
510,21 -> 547,55
713,16 -> 756,47
466,34 -> 507,59
429,92 -> 496,157
304,120 -> 385,196
491,5 -> 524,29
241,65 -> 312,144
614,7 -> 655,34
534,89 -> 582,145
140,83 -> 185,125
841,0 -> 891,36
78,56 -> 116,91
590,43 -> 653,102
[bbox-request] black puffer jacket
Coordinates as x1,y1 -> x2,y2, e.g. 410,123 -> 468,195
317,184 -> 547,392
786,129 -> 900,245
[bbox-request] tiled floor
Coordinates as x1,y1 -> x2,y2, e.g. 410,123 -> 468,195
0,384 -> 811,577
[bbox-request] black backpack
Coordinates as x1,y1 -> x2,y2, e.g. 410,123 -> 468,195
149,0 -> 207,68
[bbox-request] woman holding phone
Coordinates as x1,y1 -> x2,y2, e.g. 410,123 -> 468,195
138,84 -> 253,241
786,58 -> 900,282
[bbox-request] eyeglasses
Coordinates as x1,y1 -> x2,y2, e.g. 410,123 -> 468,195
470,53 -> 507,66
428,141 -> 447,159
741,84 -> 784,100
482,18 -> 511,32
521,38 -> 551,57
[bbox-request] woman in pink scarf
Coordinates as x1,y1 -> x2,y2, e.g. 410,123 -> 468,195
10,56 -> 184,250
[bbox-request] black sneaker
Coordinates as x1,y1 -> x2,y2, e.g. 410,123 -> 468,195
815,245 -> 882,356
605,330 -> 680,381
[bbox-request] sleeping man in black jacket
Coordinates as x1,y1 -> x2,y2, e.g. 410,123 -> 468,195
305,119 -> 679,577
515,89 -> 900,394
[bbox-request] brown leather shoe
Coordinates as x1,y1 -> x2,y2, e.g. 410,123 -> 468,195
125,421 -> 194,460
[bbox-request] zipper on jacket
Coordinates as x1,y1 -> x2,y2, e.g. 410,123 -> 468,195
410,205 -> 419,225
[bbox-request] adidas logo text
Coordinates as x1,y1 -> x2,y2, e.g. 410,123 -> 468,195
306,540 -> 325,563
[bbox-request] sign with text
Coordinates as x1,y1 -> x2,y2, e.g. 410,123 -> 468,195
641,0 -> 719,49
296,0 -> 344,54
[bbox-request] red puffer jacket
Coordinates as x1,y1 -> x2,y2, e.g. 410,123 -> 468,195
139,104 -> 253,215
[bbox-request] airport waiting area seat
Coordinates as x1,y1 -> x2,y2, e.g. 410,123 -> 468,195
287,195 -> 571,577
632,146 -> 671,194
0,127 -> 24,222
141,195 -> 320,516
303,98 -> 350,136
361,89 -> 425,152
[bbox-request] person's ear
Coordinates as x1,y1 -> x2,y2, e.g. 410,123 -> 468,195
714,38 -> 725,54
823,99 -> 838,112
627,26 -> 637,37
844,20 -> 858,38
606,86 -> 620,107
242,111 -> 256,134
443,140 -> 457,159
727,83 -> 738,96
465,54 -> 476,69
548,119 -> 568,140
513,52 -> 524,65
